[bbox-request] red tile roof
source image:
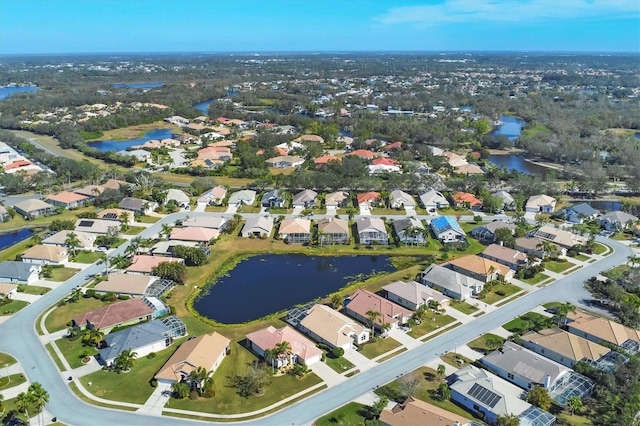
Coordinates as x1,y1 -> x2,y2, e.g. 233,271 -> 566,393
73,299 -> 153,330
357,191 -> 380,205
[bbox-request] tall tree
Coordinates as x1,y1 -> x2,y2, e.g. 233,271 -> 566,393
365,310 -> 381,336
64,231 -> 81,257
567,395 -> 582,416
497,413 -> 521,426
28,382 -> 49,426
113,349 -> 137,372
526,386 -> 552,411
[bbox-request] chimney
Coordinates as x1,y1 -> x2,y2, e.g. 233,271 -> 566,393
544,375 -> 551,388
499,240 -> 504,246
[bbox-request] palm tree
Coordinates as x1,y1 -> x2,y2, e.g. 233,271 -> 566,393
65,231 -> 81,257
436,364 -> 446,381
161,223 -> 173,240
69,287 -> 83,303
30,233 -> 43,246
28,382 -> 49,426
427,299 -> 441,320
556,302 -> 576,327
567,395 -> 582,415
264,348 -> 277,372
496,413 -> 521,426
113,349 -> 137,372
15,392 -> 31,420
274,341 -> 293,367
83,328 -> 104,348
110,254 -> 128,269
366,310 -> 381,336
188,366 -> 210,395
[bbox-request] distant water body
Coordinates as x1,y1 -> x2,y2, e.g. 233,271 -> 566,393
112,82 -> 164,89
0,86 -> 39,100
193,100 -> 214,114
487,154 -> 549,176
0,228 -> 33,251
493,115 -> 524,141
88,128 -> 174,152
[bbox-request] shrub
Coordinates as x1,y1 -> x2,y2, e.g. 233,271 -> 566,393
150,379 -> 158,388
331,347 -> 345,358
85,289 -> 96,298
189,390 -> 199,400
117,295 -> 130,300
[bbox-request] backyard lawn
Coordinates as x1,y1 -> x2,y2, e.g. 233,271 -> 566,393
359,337 -> 402,359
481,283 -> 523,305
165,340 -> 323,414
0,300 -> 28,315
408,314 -> 456,338
47,267 -> 81,282
315,402 -> 369,426
17,284 -> 51,295
44,297 -> 110,333
55,336 -> 98,369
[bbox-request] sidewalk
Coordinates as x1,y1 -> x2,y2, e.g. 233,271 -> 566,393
38,329 -> 68,344
387,329 -> 421,350
343,349 -> 378,372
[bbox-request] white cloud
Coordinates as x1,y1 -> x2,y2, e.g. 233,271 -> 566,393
375,0 -> 640,26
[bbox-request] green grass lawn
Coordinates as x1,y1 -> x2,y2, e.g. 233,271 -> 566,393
466,333 -> 506,355
441,352 -> 473,368
408,314 -> 456,338
522,273 -> 550,285
72,251 -> 102,264
136,215 -> 160,224
47,267 -> 81,282
238,205 -> 261,213
0,300 -> 28,315
79,343 -> 176,405
592,242 -> 609,255
1,395 -> 37,424
449,300 -> 479,315
44,297 -> 110,333
324,353 -> 355,373
0,373 -> 27,390
268,208 -> 292,215
204,206 -> 227,212
375,366 -> 475,420
503,312 -> 554,334
17,284 -> 51,295
543,259 -> 575,273
165,341 -> 322,414
123,226 -> 146,235
315,402 -> 369,426
359,337 -> 402,359
0,352 -> 17,366
370,208 -> 405,216
55,337 -> 98,369
45,343 -> 66,371
602,265 -> 630,280
572,253 -> 590,261
543,302 -> 563,309
480,283 -> 522,305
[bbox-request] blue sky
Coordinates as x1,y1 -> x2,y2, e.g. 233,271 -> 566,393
1,0 -> 638,54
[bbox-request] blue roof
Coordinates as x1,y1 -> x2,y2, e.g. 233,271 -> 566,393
431,216 -> 465,235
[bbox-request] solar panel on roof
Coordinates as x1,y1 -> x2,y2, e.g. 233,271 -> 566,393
78,220 -> 94,227
103,213 -> 118,220
468,383 -> 502,408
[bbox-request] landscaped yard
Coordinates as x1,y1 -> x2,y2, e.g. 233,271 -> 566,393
164,341 -> 323,414
572,253 -> 590,261
123,226 -> 146,235
522,272 -> 550,285
71,251 -> 103,264
359,337 -> 402,359
502,312 -> 553,334
55,336 -> 98,369
238,205 -> 261,213
0,300 -> 28,315
0,373 -> 27,390
370,207 -> 405,216
408,314 -> 456,338
324,353 -> 355,373
441,352 -> 473,368
466,333 -> 506,355
543,259 -> 575,273
592,242 -> 609,255
315,402 -> 369,426
449,300 -> 479,315
137,215 -> 160,224
79,344 -> 176,405
204,206 -> 227,212
17,284 -> 51,295
44,297 -> 110,333
0,352 -> 16,366
480,283 -> 522,305
47,267 -> 81,282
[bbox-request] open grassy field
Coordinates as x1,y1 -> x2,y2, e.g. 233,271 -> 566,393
88,121 -> 182,141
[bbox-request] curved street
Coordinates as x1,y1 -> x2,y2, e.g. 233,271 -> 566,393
0,209 -> 632,425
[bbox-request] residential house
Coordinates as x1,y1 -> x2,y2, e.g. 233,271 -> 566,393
150,240 -> 202,257
598,210 -> 639,232
125,255 -> 184,275
42,230 -> 95,251
455,163 -> 485,175
74,218 -> 120,235
419,189 -> 449,211
389,190 -> 416,209
155,332 -> 231,385
45,191 -> 90,209
0,261 -> 41,284
492,190 -> 515,210
101,179 -> 130,191
170,227 -> 218,244
261,189 -> 287,208
241,216 -> 274,238
527,226 -> 587,249
430,216 -> 466,243
480,341 -> 594,401
446,255 -> 514,283
324,191 -> 349,209
165,189 -> 190,209
380,398 -> 471,426
344,289 -> 412,332
525,195 -> 557,213
382,280 -> 449,311
471,221 -> 516,244
21,245 -> 68,265
296,304 -> 369,351
182,216 -> 227,230
450,365 -> 556,426
316,218 -> 350,245
292,190 -> 318,208
0,283 -> 17,298
119,197 -> 158,214
314,155 -> 341,169
515,237 -> 558,259
293,134 -> 324,144
72,298 -> 154,332
357,192 -> 381,208
227,190 -> 256,207
94,273 -> 156,296
197,186 -> 227,206
481,244 -> 529,271
0,206 -> 9,223
265,155 -> 305,168
116,149 -> 151,163
451,192 -> 482,210
356,217 -> 388,245
98,318 -> 182,366
520,328 -> 612,369
278,218 -> 311,244
97,208 -> 133,224
12,199 -> 56,218
246,325 -> 322,368
419,264 -> 484,301
347,149 -> 377,160
565,311 -> 640,354
392,217 -> 427,245
556,203 -> 598,224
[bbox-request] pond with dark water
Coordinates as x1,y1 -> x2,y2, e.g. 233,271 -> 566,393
193,99 -> 214,114
487,154 -> 550,176
493,115 -> 524,141
88,128 -> 174,152
0,228 -> 34,251
193,254 -> 396,324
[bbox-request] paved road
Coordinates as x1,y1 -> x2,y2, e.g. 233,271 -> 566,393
0,209 -> 631,425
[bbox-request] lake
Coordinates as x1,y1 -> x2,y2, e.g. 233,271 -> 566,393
493,115 -> 524,141
0,86 -> 39,100
488,154 -> 550,175
0,228 -> 34,251
574,200 -> 621,212
635,133 -> 640,140
193,99 -> 213,114
88,128 -> 174,152
112,82 -> 164,89
193,254 -> 396,324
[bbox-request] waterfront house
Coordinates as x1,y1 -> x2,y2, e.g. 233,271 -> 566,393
430,216 -> 466,243
241,216 -> 274,238
13,199 -> 56,219
381,280 -> 449,311
296,304 -> 369,351
0,261 -> 40,284
246,325 -> 322,368
125,255 -> 184,275
525,194 -> 557,213
278,218 -> 311,244
392,217 -> 427,245
356,217 -> 388,245
419,264 -> 484,301
344,289 -> 412,332
556,203 -> 598,224
45,191 -> 90,209
94,273 -> 156,297
42,230 -> 95,251
316,218 -> 350,245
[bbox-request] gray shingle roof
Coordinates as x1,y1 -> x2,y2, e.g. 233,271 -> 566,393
0,261 -> 39,281
99,319 -> 170,362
